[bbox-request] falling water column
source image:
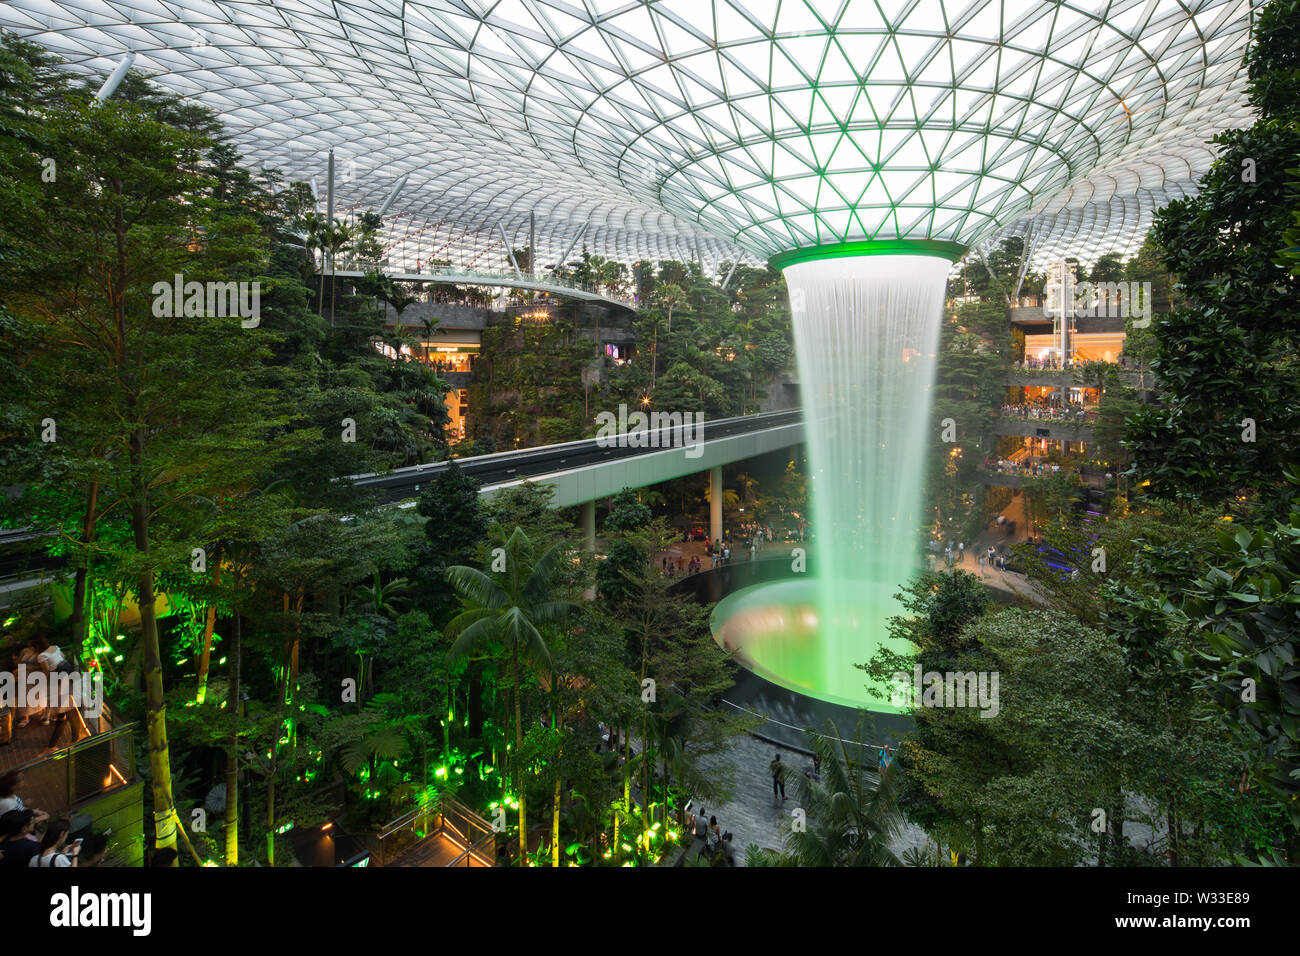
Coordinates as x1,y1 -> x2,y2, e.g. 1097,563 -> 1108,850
773,241 -> 963,707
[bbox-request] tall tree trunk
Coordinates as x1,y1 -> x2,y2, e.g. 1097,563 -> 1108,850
68,480 -> 99,658
551,776 -> 562,868
618,731 -> 632,863
266,642 -> 290,867
115,190 -> 174,859
224,605 -> 241,865
641,708 -> 651,847
551,695 -> 562,868
468,666 -> 483,740
513,646 -> 526,867
1166,808 -> 1178,867
651,325 -> 658,391
1109,798 -> 1124,866
640,634 -> 651,847
132,454 -> 176,857
195,564 -> 221,704
611,736 -> 621,861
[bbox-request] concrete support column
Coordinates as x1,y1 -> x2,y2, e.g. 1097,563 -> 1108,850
581,500 -> 596,552
709,466 -> 723,544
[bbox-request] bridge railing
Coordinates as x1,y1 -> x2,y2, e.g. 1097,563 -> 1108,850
370,794 -> 497,866
335,262 -> 638,309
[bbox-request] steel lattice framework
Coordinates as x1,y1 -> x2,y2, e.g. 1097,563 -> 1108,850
1,0 -> 1259,271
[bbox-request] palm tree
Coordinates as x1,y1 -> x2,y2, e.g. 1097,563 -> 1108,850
781,720 -> 904,867
648,283 -> 685,391
302,212 -> 354,325
345,572 -> 411,704
445,527 -> 577,866
702,481 -> 740,513
734,471 -> 759,507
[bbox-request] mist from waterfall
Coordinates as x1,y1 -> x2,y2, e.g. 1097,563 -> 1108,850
779,254 -> 950,706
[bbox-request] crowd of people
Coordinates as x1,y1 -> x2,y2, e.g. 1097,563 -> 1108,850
986,457 -> 1064,478
426,359 -> 466,374
659,518 -> 808,576
0,771 -> 112,868
684,804 -> 734,865
660,553 -> 703,576
2,635 -> 91,748
1015,355 -> 1074,371
999,401 -> 1095,422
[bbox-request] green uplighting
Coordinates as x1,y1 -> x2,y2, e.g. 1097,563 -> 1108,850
769,239 -> 968,270
714,250 -> 952,708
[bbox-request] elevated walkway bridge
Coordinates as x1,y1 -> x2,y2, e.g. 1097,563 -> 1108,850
348,409 -> 805,509
328,268 -> 636,312
0,411 -> 805,607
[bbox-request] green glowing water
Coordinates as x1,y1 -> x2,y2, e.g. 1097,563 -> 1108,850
713,253 -> 951,709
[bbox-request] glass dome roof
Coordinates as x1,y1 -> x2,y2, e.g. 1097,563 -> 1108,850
0,0 -> 1259,270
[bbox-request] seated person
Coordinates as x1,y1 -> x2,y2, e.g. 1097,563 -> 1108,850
0,810 -> 42,868
77,833 -> 111,867
0,771 -> 48,823
706,816 -> 722,856
692,808 -> 709,842
720,832 -> 735,866
29,820 -> 80,868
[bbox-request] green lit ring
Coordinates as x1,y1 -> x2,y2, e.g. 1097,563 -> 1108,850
769,239 -> 968,270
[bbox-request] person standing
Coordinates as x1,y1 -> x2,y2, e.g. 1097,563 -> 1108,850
770,753 -> 786,801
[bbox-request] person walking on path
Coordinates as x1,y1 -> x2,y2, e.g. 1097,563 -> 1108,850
770,754 -> 787,801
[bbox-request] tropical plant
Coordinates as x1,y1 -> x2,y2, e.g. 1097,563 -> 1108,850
445,526 -> 578,865
780,721 -> 904,867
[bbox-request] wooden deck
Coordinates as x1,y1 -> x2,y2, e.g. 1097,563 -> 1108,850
1,712 -> 130,819
1,712 -> 88,771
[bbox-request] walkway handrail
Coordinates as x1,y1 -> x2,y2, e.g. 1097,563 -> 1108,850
330,265 -> 637,310
8,719 -> 134,777
375,793 -> 497,866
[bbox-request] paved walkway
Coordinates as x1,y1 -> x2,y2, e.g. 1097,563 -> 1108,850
932,494 -> 1045,603
695,733 -> 929,865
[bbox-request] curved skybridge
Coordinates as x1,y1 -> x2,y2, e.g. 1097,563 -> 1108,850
347,409 -> 804,508
328,268 -> 637,312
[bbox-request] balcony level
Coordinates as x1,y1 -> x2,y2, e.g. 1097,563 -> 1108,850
1,703 -> 144,866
